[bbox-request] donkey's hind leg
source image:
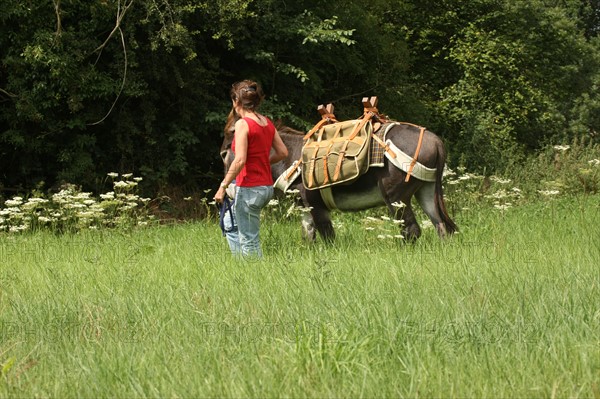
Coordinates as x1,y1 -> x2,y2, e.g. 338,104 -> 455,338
415,182 -> 447,237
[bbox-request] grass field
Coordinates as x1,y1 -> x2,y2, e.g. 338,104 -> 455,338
1,194 -> 599,398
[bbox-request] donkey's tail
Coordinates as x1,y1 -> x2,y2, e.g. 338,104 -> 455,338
435,141 -> 458,235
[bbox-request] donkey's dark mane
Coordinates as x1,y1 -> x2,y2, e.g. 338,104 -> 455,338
276,124 -> 304,136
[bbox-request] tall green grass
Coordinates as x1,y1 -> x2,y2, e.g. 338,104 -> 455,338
1,194 -> 598,398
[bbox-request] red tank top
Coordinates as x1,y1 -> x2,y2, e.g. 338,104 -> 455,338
232,117 -> 275,187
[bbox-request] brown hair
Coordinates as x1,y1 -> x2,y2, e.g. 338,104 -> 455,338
230,80 -> 264,112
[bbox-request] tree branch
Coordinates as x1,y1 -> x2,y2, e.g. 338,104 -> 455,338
94,0 -> 134,63
53,0 -> 62,37
89,0 -> 133,125
0,88 -> 17,98
88,26 -> 128,126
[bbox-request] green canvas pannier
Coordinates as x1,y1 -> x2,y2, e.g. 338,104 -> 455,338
301,119 -> 372,190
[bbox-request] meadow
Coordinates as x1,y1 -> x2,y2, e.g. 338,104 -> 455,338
1,191 -> 599,397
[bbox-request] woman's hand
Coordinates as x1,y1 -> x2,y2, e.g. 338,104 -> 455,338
214,186 -> 226,204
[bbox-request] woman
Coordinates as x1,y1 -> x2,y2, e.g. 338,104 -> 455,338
214,80 -> 288,258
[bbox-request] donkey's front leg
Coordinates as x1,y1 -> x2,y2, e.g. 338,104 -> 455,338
301,212 -> 317,241
387,201 -> 421,242
400,204 -> 421,241
303,189 -> 335,243
311,207 -> 335,242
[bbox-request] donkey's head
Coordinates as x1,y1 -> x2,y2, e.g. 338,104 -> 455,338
220,109 -> 238,172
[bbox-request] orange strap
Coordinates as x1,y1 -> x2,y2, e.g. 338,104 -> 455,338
285,159 -> 301,180
371,132 -> 396,159
332,139 -> 351,182
287,115 -> 336,182
303,117 -> 335,141
307,144 -> 321,188
321,124 -> 342,185
322,143 -> 332,185
405,126 -> 425,182
348,112 -> 374,140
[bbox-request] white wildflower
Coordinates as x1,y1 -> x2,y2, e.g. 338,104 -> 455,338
77,211 -> 97,218
538,189 -> 560,196
184,197 -> 193,201
107,172 -> 119,178
133,177 -> 143,182
74,192 -> 92,199
487,190 -> 509,199
391,201 -> 405,208
5,198 -> 23,207
285,204 -> 296,218
100,192 -> 115,200
27,197 -> 48,204
64,203 -> 86,209
380,216 -> 391,221
553,145 -> 570,151
588,159 -> 600,166
268,199 -> 279,206
4,208 -> 20,215
9,225 -> 28,233
113,181 -> 129,189
443,166 -> 456,177
490,176 -> 511,184
122,173 -> 133,179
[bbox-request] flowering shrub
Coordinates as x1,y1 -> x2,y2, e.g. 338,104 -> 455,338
0,173 -> 154,234
2,139 -> 599,236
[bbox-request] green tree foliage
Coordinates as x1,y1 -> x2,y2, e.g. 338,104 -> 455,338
0,0 -> 245,191
400,0 -> 600,169
1,0 -> 599,194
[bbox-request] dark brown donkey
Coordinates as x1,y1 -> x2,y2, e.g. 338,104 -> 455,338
220,105 -> 457,242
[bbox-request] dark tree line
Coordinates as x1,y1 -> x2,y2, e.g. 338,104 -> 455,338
1,0 -> 598,195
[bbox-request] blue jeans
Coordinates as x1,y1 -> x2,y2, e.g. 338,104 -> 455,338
223,185 -> 274,258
